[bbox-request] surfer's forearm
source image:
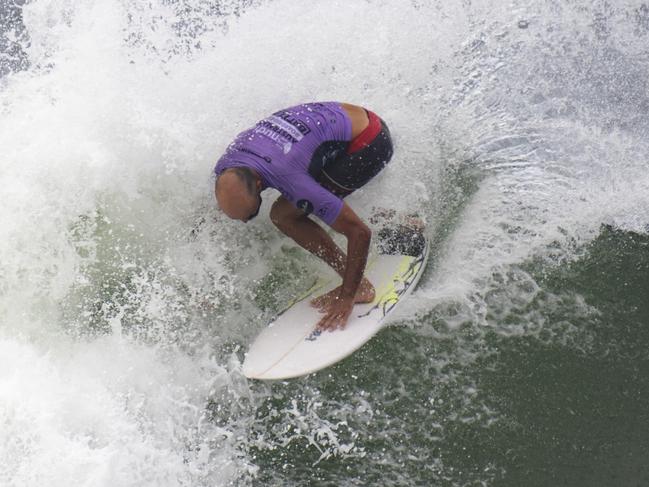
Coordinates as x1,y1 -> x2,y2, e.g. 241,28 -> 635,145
285,216 -> 347,275
340,226 -> 371,299
270,195 -> 348,275
329,203 -> 372,299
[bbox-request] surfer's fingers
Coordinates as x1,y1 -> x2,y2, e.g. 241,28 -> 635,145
325,312 -> 344,331
317,305 -> 350,331
324,314 -> 340,331
315,313 -> 333,331
335,311 -> 351,330
318,311 -> 341,331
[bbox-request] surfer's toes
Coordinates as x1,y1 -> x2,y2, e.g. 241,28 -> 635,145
357,280 -> 375,303
356,290 -> 375,304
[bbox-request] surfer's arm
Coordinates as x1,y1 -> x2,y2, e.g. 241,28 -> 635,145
312,203 -> 371,331
270,174 -> 372,330
329,203 -> 371,301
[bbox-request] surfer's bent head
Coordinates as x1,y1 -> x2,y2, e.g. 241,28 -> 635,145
214,167 -> 263,223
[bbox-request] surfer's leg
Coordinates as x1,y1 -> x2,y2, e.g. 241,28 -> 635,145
270,195 -> 375,304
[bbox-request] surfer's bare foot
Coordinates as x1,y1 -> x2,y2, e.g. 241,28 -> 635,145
311,278 -> 375,311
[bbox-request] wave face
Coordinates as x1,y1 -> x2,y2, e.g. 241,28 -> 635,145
2,0 -> 649,485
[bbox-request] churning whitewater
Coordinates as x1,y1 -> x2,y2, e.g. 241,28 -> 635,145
2,0 -> 649,485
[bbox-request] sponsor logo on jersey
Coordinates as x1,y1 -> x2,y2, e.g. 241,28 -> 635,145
254,121 -> 299,144
268,115 -> 306,142
272,110 -> 311,136
317,202 -> 332,218
252,111 -> 311,155
296,199 -> 314,215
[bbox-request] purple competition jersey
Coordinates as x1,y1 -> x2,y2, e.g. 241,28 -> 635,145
214,102 -> 353,225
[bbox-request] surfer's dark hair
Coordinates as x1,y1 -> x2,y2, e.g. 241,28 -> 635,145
227,167 -> 257,195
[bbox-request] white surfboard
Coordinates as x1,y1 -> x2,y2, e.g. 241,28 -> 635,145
242,228 -> 429,380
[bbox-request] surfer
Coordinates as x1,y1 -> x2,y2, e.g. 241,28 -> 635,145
214,102 -> 393,331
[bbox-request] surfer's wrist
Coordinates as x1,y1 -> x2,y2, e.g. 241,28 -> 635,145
338,289 -> 356,301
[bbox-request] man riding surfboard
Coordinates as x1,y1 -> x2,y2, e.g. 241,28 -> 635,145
214,102 -> 393,331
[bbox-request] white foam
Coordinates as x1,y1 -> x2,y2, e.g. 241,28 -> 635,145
0,334 -> 256,486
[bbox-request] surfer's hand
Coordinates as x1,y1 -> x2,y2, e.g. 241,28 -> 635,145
316,295 -> 355,331
311,279 -> 375,311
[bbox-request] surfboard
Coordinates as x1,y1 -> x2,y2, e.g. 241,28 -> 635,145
242,224 -> 428,380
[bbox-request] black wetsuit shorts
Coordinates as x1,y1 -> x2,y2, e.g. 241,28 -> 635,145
308,110 -> 393,198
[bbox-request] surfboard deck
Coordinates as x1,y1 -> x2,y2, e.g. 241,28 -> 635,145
242,227 -> 429,381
